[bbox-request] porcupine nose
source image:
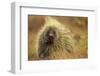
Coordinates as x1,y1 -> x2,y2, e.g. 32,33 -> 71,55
49,32 -> 54,40
49,32 -> 54,38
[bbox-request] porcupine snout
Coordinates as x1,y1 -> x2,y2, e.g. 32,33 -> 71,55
45,27 -> 56,45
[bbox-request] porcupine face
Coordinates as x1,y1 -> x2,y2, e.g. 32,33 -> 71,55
38,26 -> 58,59
45,27 -> 57,45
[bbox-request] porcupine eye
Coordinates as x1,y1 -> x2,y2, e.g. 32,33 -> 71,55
45,28 -> 56,45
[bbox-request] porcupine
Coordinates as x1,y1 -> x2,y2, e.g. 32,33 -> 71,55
36,17 -> 75,60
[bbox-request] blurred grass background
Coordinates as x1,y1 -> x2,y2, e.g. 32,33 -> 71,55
28,15 -> 88,60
